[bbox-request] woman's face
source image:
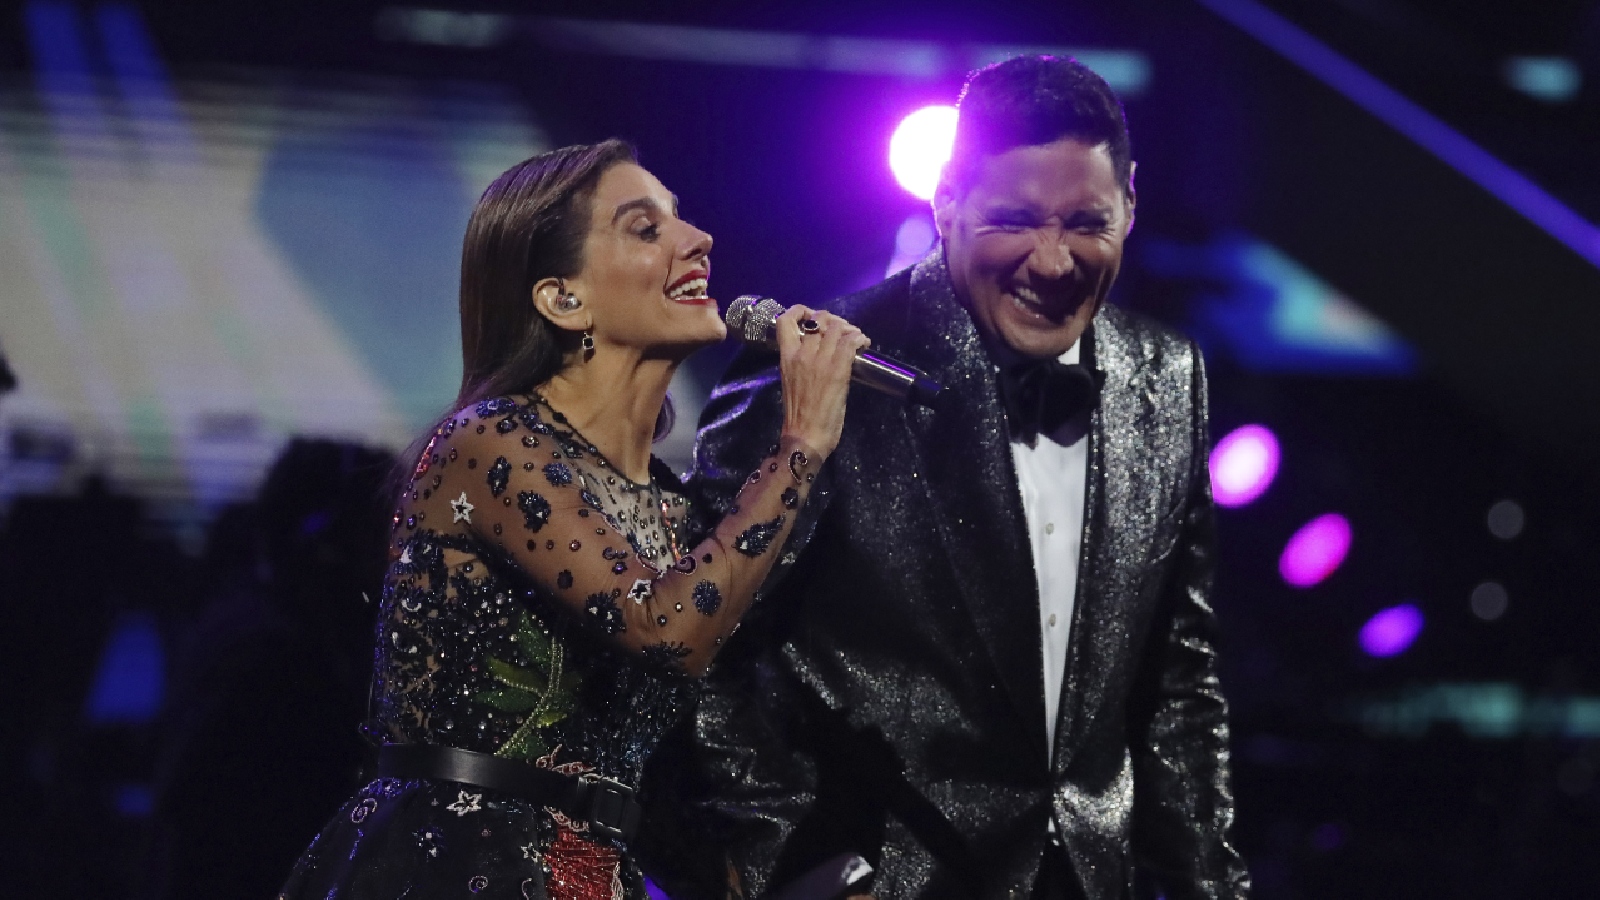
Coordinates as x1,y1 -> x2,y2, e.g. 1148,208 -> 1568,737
564,162 -> 722,354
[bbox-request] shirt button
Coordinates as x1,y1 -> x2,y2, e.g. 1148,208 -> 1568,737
1045,522 -> 1055,535
1048,614 -> 1058,627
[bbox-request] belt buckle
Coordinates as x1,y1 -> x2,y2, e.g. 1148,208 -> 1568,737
576,773 -> 636,840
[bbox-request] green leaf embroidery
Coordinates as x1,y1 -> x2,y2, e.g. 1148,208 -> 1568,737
478,686 -> 540,713
476,609 -> 582,760
487,657 -> 545,694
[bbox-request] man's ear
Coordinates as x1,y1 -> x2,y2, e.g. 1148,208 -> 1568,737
531,277 -> 591,334
932,174 -> 959,241
1124,161 -> 1138,235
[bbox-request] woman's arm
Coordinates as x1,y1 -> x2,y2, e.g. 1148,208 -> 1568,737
425,306 -> 865,677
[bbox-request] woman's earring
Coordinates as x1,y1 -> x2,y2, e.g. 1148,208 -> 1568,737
581,328 -> 595,354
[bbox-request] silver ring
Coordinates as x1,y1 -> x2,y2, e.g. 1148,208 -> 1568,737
798,318 -> 821,336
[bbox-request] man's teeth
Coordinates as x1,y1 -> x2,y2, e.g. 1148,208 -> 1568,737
1011,286 -> 1046,310
668,277 -> 708,299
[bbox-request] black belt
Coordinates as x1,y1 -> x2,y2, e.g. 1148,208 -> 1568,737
377,743 -> 641,843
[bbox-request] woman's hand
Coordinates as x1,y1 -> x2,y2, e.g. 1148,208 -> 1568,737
775,305 -> 870,459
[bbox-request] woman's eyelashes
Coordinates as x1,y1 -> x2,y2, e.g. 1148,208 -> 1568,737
632,210 -> 697,245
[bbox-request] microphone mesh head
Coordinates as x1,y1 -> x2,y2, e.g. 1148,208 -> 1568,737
725,296 -> 784,346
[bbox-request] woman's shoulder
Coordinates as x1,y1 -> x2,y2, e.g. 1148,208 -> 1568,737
441,393 -> 551,433
422,394 -> 572,458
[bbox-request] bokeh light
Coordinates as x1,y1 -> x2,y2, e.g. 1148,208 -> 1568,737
889,104 -> 958,200
1470,581 -> 1509,621
1360,603 -> 1424,657
1279,513 -> 1352,588
1486,499 -> 1525,540
1211,424 -> 1280,507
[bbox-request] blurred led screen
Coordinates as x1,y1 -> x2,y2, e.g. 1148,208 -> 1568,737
0,33 -> 546,526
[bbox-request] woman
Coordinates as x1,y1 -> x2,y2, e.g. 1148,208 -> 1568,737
279,140 -> 867,899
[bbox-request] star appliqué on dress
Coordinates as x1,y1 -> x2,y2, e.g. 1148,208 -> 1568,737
446,790 -> 482,816
521,842 -> 539,860
451,491 -> 475,524
627,579 -> 654,604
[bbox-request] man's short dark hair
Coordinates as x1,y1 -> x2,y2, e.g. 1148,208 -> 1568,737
945,55 -> 1132,196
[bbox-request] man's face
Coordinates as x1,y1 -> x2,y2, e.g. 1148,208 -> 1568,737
935,138 -> 1134,360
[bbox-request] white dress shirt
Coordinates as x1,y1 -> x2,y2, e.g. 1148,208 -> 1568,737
1007,340 -> 1090,763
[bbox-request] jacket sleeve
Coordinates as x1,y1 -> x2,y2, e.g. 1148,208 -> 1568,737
683,344 -> 828,899
1127,345 -> 1252,899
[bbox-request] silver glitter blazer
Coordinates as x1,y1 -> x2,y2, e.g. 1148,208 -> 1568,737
687,249 -> 1250,900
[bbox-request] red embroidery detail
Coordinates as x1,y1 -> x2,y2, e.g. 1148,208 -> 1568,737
542,828 -> 621,900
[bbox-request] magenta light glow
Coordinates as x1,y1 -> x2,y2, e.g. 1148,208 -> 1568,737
889,105 -> 958,200
1360,603 -> 1423,657
1210,424 -> 1280,507
1279,513 -> 1352,588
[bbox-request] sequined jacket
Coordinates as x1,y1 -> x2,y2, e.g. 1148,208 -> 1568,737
686,250 -> 1249,900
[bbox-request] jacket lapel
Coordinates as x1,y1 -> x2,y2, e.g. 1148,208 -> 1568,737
1050,322 -> 1114,773
897,251 -> 1050,770
1050,310 -> 1173,773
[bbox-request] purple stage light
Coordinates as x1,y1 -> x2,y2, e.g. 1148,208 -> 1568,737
1210,424 -> 1280,507
1279,512 -> 1351,588
1360,603 -> 1423,657
889,105 -> 957,200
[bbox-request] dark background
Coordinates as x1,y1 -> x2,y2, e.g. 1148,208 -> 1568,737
3,0 -> 1599,897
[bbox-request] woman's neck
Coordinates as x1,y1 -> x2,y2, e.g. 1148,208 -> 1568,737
538,349 -> 677,484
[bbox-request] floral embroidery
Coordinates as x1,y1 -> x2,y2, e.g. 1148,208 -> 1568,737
692,580 -> 722,616
733,514 -> 785,557
518,491 -> 552,531
642,641 -> 692,671
476,610 -> 581,761
476,397 -> 516,417
487,457 -> 512,497
584,589 -> 625,634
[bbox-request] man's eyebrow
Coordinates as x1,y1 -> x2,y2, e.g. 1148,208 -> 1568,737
982,203 -> 1042,217
611,194 -> 679,224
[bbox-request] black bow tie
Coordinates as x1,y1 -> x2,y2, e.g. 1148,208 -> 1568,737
999,358 -> 1105,440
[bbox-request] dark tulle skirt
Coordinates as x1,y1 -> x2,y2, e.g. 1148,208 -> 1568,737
279,777 -> 646,900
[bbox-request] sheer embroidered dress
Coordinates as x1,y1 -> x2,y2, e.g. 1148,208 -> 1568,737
280,393 -> 819,900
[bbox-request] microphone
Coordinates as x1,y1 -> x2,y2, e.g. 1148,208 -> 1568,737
725,296 -> 943,408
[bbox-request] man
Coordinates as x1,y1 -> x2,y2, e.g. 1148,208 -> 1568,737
688,55 -> 1249,899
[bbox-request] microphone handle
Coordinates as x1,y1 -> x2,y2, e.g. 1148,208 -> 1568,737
724,294 -> 942,407
852,351 -> 942,407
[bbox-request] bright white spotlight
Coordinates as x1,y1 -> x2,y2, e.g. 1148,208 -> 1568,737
889,105 -> 958,200
1210,424 -> 1280,508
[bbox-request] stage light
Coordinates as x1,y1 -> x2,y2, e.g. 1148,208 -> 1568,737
1210,424 -> 1279,507
1279,512 -> 1351,588
1504,56 -> 1581,103
1360,603 -> 1423,657
885,212 -> 938,276
889,105 -> 957,200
